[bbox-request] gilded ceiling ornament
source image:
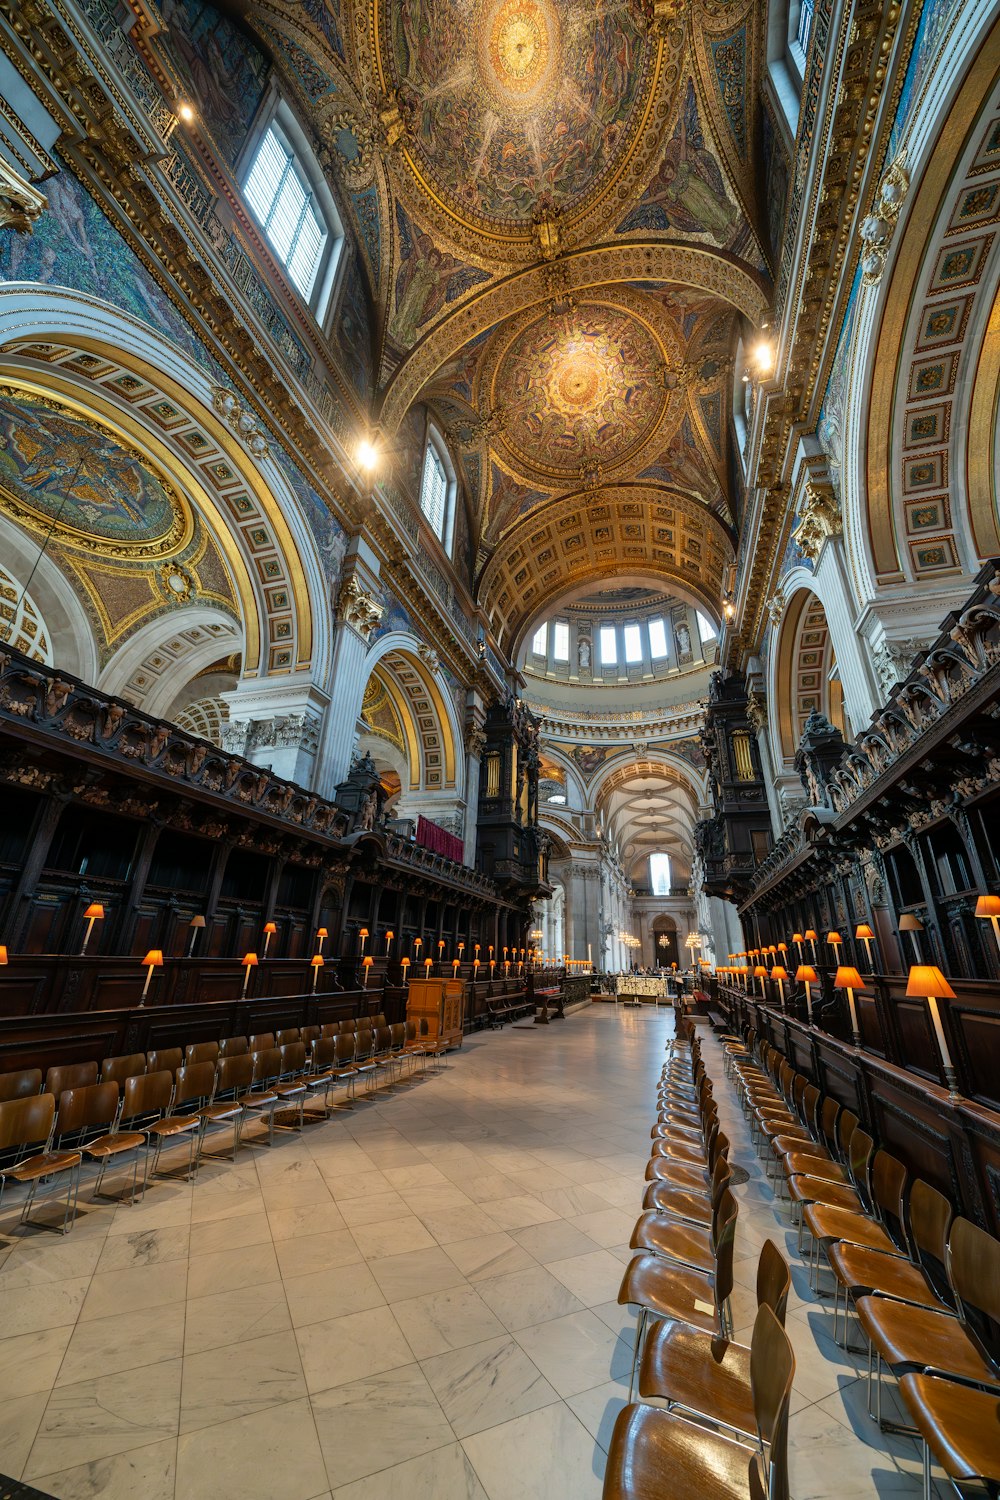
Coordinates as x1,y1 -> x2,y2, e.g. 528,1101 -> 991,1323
0,158 -> 48,234
211,387 -> 270,460
159,563 -> 195,602
791,482 -> 842,560
765,594 -> 784,628
455,406 -> 507,448
859,150 -> 909,286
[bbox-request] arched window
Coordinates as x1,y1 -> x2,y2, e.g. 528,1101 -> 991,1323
419,426 -> 456,550
649,853 -> 672,895
242,102 -> 343,319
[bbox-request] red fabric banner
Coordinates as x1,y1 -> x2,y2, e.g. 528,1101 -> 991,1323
415,816 -> 464,864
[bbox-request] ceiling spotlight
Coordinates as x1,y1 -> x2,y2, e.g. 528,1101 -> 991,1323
357,438 -> 379,471
178,102 -> 195,122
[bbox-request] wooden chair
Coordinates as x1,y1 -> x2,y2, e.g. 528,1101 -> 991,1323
0,1069 -> 42,1103
631,1187 -> 737,1276
646,1128 -> 730,1191
44,1061 -> 98,1097
826,1179 -> 955,1347
218,1036 -> 249,1059
802,1150 -> 909,1288
619,1190 -> 739,1397
642,1153 -> 732,1227
275,1028 -> 300,1047
146,1048 -> 183,1076
856,1217 -> 1000,1433
603,1305 -> 794,1500
0,1094 -> 81,1234
83,1072 -> 175,1203
195,1056 -> 252,1164
100,1053 -> 147,1086
248,1033 -> 275,1052
638,1241 -> 791,1434
898,1373 -> 1000,1500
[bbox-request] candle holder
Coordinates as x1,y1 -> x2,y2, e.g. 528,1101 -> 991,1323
139,949 -> 162,1006
262,921 -> 277,957
241,952 -> 258,998
187,914 -> 206,957
833,965 -> 864,1046
796,964 -> 818,1022
906,965 -> 960,1101
81,902 -> 104,955
310,954 -> 324,992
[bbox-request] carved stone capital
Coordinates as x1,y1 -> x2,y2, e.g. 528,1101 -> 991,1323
0,158 -> 47,233
792,482 -> 842,560
335,575 -> 384,640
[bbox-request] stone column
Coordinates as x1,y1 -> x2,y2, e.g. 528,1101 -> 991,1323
463,693 -> 487,865
313,540 -> 385,799
221,677 -> 329,788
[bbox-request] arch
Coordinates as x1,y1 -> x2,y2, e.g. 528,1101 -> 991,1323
361,632 -> 462,795
479,485 -> 734,654
0,517 -> 98,680
839,4 -> 1000,606
377,242 -> 770,434
771,585 -> 846,762
99,606 -> 243,717
0,286 -> 334,685
591,752 -> 705,889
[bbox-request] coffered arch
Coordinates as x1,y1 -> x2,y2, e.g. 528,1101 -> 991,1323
361,633 -> 462,795
479,485 -> 733,653
0,288 -> 332,685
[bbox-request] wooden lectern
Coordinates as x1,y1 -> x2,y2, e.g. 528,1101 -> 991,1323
406,978 -> 465,1050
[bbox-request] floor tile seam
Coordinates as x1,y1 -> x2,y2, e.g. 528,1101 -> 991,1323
23,1430 -> 183,1491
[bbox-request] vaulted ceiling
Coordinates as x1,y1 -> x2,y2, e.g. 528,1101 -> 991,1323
236,0 -> 772,646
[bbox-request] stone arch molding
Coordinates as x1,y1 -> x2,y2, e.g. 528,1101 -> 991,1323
361,631 -> 463,797
0,286 -> 333,687
377,242 -> 770,434
0,514 -> 98,681
838,1 -> 1000,607
588,748 -> 709,809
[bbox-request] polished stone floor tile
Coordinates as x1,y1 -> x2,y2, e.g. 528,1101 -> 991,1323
513,1310 -> 626,1398
311,1363 -> 454,1487
175,1396 -> 328,1500
391,1284 -> 507,1360
474,1265 -> 585,1333
441,1232 -> 536,1283
183,1280 -> 290,1356
180,1327 -> 307,1433
420,1334 -> 558,1439
462,1401 -> 604,1500
36,1434 -> 177,1500
330,1441 -> 488,1500
25,1359 -> 182,1479
296,1305 -> 413,1394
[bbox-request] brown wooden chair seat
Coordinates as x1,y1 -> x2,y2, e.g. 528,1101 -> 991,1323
802,1151 -> 908,1285
642,1156 -> 731,1226
651,1134 -> 712,1165
651,1116 -> 713,1145
898,1373 -> 1000,1496
80,1073 -> 175,1203
146,1048 -> 183,1077
646,1132 -> 729,1187
619,1193 -> 738,1396
856,1216 -> 1000,1427
630,1207 -> 718,1275
787,1175 -> 862,1212
605,1303 -> 793,1500
0,1094 -> 81,1235
603,1406 -> 763,1500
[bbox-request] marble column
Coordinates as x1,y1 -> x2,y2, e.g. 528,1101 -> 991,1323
221,675 -> 329,787
313,540 -> 385,799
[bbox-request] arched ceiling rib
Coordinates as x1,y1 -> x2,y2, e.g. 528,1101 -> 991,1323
238,0 -> 769,626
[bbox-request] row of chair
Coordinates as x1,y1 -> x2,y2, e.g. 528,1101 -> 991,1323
726,1025 -> 1000,1498
0,1018 -> 443,1235
603,1015 -> 797,1500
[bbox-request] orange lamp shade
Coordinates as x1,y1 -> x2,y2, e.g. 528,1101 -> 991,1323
834,966 -> 863,990
310,955 -> 324,969
768,945 -> 777,954
400,957 -> 410,968
827,931 -> 843,944
753,966 -> 768,978
804,929 -> 817,941
795,965 -> 818,983
84,903 -> 105,920
0,945 -> 7,965
242,952 -> 258,967
362,955 -> 373,967
317,927 -> 328,938
899,914 -> 923,932
142,949 -> 163,968
975,895 -> 1000,919
855,924 -> 875,940
190,915 -> 206,929
792,932 -> 803,943
905,964 -> 955,1000
263,922 -> 277,935
770,966 -> 789,981
359,928 -> 369,938
777,943 -> 788,953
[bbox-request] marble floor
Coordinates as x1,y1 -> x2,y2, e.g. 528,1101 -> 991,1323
0,1008 -> 931,1500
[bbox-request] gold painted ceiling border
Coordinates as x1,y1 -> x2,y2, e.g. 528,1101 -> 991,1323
377,240 -> 769,434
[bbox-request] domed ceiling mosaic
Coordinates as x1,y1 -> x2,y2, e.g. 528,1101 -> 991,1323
238,0 -> 771,645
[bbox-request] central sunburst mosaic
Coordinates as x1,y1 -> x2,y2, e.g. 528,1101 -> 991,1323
383,0 -> 655,228
492,305 -> 666,476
